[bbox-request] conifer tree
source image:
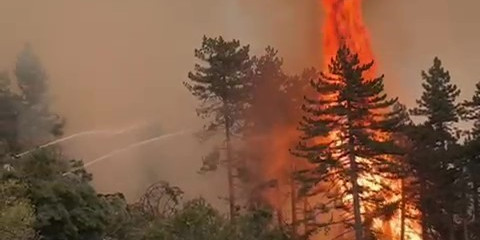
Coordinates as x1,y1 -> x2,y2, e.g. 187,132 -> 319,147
463,82 -> 480,137
409,57 -> 462,240
293,46 -> 403,240
15,45 -> 64,148
461,81 -> 480,238
185,36 -> 253,219
465,84 -> 480,216
411,57 -> 460,136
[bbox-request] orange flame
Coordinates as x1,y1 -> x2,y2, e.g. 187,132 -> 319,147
322,0 -> 376,78
319,0 -> 421,239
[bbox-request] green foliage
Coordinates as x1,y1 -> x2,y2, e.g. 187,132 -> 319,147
99,193 -> 148,240
293,45 -> 403,238
185,36 -> 252,135
12,151 -> 108,240
0,179 -> 35,240
145,198 -> 227,240
185,36 -> 255,218
144,198 -> 289,240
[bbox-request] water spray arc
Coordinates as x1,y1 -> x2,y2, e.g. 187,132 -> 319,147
62,129 -> 191,176
14,121 -> 153,158
83,129 -> 191,168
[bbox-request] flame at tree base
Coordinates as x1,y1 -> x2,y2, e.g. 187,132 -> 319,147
314,0 -> 421,239
250,1 -> 422,239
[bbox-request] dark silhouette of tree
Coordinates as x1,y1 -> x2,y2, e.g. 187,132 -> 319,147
459,81 -> 480,239
409,57 -> 462,240
411,57 -> 460,135
185,36 -> 253,220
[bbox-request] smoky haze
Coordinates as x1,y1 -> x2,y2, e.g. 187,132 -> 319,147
365,0 -> 480,107
0,0 -> 478,208
0,0 -> 318,206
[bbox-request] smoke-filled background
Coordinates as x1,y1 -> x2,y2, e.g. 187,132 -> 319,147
0,0 -> 478,207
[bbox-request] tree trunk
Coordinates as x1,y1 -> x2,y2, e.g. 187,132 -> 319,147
225,115 -> 236,221
463,190 -> 469,240
277,209 -> 284,226
348,138 -> 363,240
474,181 -> 479,222
290,162 -> 298,239
420,179 -> 428,240
463,220 -> 469,240
400,178 -> 406,240
303,198 -> 310,237
346,101 -> 363,240
449,214 -> 455,240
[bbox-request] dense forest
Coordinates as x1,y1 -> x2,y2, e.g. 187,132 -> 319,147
0,36 -> 479,240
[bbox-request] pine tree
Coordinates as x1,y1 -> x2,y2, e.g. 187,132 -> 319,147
387,103 -> 412,240
293,45 -> 403,240
411,57 -> 460,136
409,57 -> 462,240
15,45 -> 64,148
466,84 -> 480,221
460,81 -> 480,238
184,36 -> 253,220
463,139 -> 480,239
464,82 -> 480,137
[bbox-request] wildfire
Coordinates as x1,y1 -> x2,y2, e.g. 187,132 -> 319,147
319,0 -> 421,239
322,0 -> 376,78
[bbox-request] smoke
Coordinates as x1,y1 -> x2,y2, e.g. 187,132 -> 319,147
1,0 -> 477,210
364,0 -> 480,107
84,129 -> 191,169
0,0 -> 318,206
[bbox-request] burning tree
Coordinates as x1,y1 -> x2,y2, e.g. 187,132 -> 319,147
243,47 -> 290,208
244,47 -> 318,235
293,45 -> 404,240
